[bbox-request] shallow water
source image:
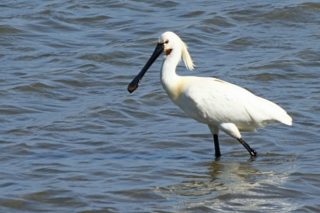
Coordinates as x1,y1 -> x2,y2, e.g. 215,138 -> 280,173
1,0 -> 320,212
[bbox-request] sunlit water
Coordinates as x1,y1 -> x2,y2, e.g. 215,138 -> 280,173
1,1 -> 320,212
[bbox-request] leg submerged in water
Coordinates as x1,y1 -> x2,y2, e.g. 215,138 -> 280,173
209,126 -> 221,158
213,134 -> 221,158
238,138 -> 257,157
218,123 -> 257,157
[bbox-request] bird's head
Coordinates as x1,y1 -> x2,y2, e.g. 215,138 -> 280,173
128,31 -> 194,93
159,31 -> 194,71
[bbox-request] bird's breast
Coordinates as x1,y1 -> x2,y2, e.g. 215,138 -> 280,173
161,78 -> 185,103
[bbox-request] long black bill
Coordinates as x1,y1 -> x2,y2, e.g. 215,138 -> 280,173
127,42 -> 164,93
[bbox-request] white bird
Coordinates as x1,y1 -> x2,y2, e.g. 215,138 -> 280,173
128,31 -> 292,158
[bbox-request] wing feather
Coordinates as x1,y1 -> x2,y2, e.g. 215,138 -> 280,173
177,77 -> 291,131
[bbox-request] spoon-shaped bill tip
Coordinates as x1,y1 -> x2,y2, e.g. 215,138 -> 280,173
127,79 -> 139,93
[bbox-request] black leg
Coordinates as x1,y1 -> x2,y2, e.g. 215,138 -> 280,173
237,138 -> 257,157
213,134 -> 221,158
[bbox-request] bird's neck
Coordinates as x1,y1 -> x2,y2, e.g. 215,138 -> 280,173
160,53 -> 183,102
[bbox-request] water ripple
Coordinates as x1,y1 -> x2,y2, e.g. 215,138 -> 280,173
0,0 -> 319,212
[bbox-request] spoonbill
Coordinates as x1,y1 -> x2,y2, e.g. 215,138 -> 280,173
128,31 -> 292,158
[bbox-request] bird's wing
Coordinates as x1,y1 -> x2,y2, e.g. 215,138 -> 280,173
180,77 -> 291,130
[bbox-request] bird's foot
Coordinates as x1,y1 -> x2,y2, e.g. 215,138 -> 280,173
214,154 -> 221,161
249,149 -> 257,159
238,138 -> 257,158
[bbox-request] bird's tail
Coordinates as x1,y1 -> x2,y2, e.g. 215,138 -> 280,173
250,96 -> 292,126
275,109 -> 292,126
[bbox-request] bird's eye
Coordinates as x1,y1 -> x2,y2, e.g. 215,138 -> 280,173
164,40 -> 169,44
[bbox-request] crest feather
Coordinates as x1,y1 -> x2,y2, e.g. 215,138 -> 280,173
181,41 -> 194,71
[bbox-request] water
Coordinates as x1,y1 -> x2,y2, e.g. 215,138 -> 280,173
1,0 -> 319,212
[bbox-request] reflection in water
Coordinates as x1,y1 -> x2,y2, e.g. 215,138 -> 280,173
157,156 -> 298,212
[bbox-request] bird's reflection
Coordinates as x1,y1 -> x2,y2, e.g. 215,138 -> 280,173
157,156 -> 296,212
209,159 -> 259,182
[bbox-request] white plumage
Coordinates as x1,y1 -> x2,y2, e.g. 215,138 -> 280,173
171,77 -> 292,130
128,31 -> 292,158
